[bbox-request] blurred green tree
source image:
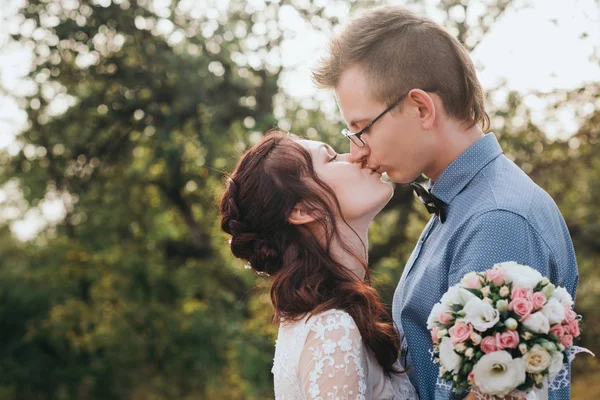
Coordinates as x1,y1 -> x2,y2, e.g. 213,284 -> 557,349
0,0 -> 597,399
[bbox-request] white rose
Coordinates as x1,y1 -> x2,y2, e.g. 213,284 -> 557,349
522,312 -> 550,334
499,286 -> 510,298
548,351 -> 565,379
441,284 -> 479,307
465,347 -> 475,359
440,285 -> 462,307
496,299 -> 509,312
552,286 -> 574,308
455,343 -> 467,353
505,317 -> 518,331
439,337 -> 463,374
542,283 -> 555,298
542,298 -> 566,325
523,344 -> 552,374
427,302 -> 447,330
496,261 -> 543,289
473,351 -> 526,397
470,332 -> 482,345
463,298 -> 500,332
519,343 -> 528,354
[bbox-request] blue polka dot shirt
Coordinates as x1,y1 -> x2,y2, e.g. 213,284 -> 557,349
392,133 -> 578,400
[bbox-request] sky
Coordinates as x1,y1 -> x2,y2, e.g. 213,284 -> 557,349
1,0 -> 599,241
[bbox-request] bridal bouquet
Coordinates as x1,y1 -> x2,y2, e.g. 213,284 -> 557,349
428,261 -> 581,398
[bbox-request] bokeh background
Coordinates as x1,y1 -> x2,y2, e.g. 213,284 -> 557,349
0,0 -> 598,399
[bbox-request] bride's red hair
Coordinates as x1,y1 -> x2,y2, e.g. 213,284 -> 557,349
219,130 -> 403,374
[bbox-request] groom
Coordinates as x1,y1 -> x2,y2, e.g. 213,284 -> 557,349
312,5 -> 578,400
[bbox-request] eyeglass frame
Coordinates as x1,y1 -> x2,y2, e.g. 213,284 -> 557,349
341,88 -> 438,147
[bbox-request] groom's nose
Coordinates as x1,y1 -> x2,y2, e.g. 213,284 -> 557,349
349,141 -> 370,164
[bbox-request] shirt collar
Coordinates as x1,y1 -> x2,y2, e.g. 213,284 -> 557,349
429,133 -> 503,205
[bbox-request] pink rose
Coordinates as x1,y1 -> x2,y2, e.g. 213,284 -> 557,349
449,321 -> 473,344
439,311 -> 454,326
495,331 -> 520,349
531,292 -> 547,310
549,324 -> 565,338
431,326 -> 441,344
560,334 -> 573,348
511,287 -> 533,301
509,298 -> 534,321
485,269 -> 505,286
463,273 -> 483,289
468,370 -> 475,384
568,320 -> 581,337
564,307 -> 577,323
480,336 -> 498,354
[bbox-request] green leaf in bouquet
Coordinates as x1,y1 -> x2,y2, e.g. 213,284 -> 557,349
461,361 -> 473,375
451,304 -> 463,312
475,350 -> 483,360
463,288 -> 483,298
516,374 -> 535,392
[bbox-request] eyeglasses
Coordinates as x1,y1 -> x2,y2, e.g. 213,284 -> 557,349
341,88 -> 437,147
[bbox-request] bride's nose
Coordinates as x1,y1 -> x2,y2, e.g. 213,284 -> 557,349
337,153 -> 352,162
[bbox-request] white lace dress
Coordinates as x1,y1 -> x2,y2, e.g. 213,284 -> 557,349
272,309 -> 418,400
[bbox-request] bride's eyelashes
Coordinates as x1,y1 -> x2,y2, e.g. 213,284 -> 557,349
329,153 -> 338,162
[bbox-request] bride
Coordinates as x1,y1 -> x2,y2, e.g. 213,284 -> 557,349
219,130 -> 418,399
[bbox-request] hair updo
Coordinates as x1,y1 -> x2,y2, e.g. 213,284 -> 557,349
221,177 -> 284,276
219,130 -> 404,375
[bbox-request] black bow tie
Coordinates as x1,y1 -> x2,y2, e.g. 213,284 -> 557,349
410,181 -> 447,223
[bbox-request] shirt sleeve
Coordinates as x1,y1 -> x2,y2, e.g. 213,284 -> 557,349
448,210 -> 552,286
298,310 -> 368,400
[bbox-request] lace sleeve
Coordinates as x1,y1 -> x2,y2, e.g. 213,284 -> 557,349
298,310 -> 367,400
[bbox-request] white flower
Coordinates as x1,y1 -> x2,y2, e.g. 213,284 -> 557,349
470,332 -> 482,345
519,343 -> 528,354
499,286 -> 510,298
441,284 -> 478,307
522,312 -> 550,334
548,351 -> 565,379
552,286 -> 574,308
523,344 -> 552,374
427,302 -> 446,330
505,317 -> 518,331
481,286 -> 491,297
542,283 -> 555,298
496,299 -> 509,312
463,298 -> 500,332
495,262 -> 543,290
465,347 -> 475,359
542,298 -> 566,325
439,337 -> 463,374
473,351 -> 526,397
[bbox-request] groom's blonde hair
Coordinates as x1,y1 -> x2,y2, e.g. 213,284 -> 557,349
312,5 -> 490,131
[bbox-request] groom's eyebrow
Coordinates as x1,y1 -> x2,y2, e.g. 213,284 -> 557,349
349,118 -> 369,128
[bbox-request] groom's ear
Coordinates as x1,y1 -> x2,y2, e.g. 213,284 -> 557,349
288,203 -> 318,226
408,89 -> 436,130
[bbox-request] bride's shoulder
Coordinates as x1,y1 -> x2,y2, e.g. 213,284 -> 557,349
303,309 -> 360,336
280,308 -> 358,333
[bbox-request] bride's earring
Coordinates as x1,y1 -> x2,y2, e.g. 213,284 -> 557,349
324,215 -> 330,222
